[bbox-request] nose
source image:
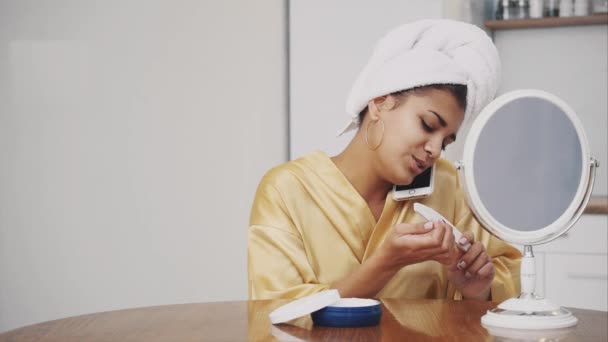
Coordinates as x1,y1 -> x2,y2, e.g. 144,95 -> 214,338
424,137 -> 442,160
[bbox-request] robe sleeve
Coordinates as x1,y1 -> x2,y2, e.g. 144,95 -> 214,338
248,175 -> 330,300
452,176 -> 522,303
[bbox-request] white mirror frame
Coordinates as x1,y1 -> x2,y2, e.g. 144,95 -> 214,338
460,89 -> 594,246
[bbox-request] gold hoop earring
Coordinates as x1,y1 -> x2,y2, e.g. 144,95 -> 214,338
365,119 -> 385,150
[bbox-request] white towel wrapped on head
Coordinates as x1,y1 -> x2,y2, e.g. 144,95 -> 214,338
339,19 -> 501,135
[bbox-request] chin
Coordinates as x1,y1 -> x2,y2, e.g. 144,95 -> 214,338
394,171 -> 415,186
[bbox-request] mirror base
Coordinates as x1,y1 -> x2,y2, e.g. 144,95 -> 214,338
481,298 -> 578,330
483,325 -> 576,340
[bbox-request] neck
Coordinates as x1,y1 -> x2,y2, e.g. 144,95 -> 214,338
331,132 -> 392,204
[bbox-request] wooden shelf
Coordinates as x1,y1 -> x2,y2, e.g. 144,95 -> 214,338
485,14 -> 608,30
585,196 -> 608,215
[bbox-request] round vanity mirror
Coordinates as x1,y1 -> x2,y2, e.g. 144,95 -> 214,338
459,89 -> 599,330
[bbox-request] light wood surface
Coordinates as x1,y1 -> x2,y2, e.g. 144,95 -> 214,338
585,196 -> 608,215
485,14 -> 608,30
0,299 -> 606,341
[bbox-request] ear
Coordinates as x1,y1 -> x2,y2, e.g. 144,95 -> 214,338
368,95 -> 395,119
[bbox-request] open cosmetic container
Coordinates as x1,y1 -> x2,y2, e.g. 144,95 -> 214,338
269,290 -> 382,327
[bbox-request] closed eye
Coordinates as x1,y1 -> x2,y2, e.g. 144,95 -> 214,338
421,119 -> 434,133
421,119 -> 448,151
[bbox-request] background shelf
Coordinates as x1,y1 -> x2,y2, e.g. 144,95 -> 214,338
485,14 -> 608,30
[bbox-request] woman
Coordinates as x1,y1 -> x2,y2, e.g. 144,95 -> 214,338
248,19 -> 521,302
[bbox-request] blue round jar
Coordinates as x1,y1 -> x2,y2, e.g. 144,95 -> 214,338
311,299 -> 382,327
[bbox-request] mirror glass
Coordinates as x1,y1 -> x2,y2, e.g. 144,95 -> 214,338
472,97 -> 583,232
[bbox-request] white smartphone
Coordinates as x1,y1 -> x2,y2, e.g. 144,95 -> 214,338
391,164 -> 435,201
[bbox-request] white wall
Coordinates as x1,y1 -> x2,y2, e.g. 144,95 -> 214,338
0,0 -> 287,332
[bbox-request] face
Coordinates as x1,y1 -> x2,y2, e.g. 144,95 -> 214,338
367,88 -> 465,185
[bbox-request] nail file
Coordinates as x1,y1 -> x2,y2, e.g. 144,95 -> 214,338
413,203 -> 471,252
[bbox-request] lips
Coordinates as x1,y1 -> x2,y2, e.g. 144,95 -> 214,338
411,156 -> 428,174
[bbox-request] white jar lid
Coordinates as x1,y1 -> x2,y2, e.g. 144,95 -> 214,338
268,289 -> 340,324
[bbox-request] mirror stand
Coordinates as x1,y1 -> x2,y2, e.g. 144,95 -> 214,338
482,245 -> 578,329
481,158 -> 600,330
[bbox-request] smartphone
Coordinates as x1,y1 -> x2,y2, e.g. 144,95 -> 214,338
391,164 -> 435,201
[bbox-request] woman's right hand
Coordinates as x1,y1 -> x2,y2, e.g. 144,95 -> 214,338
376,220 -> 458,271
332,220 -> 459,298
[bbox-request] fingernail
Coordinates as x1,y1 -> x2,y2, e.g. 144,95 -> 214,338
424,221 -> 434,230
457,260 -> 466,270
459,237 -> 468,245
465,271 -> 472,279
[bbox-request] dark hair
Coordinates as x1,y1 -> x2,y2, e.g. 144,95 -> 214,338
357,84 -> 467,124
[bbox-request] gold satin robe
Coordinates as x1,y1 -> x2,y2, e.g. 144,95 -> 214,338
248,151 -> 521,302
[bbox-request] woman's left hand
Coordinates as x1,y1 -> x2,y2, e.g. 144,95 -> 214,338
445,229 -> 495,300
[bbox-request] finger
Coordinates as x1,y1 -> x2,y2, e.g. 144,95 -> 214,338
426,220 -> 451,246
419,228 -> 448,260
425,225 -> 457,265
393,222 -> 434,236
435,255 -> 453,265
424,247 -> 452,265
477,262 -> 495,279
458,231 -> 474,247
435,247 -> 459,265
400,233 -> 446,253
406,221 -> 447,248
465,250 -> 492,276
452,241 -> 484,272
438,220 -> 456,259
413,235 -> 455,260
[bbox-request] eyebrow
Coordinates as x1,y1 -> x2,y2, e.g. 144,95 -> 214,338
428,110 -> 457,142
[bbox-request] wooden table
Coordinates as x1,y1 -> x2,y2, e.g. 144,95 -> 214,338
0,299 -> 606,341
